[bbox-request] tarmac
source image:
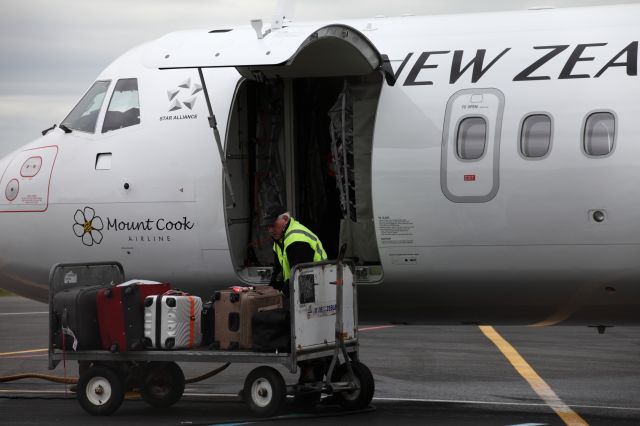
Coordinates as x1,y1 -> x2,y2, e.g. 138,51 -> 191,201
1,295 -> 639,425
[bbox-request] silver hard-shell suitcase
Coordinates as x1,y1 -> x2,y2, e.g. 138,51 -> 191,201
144,293 -> 202,349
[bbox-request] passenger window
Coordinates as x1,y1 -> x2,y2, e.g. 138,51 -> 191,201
102,79 -> 140,133
584,112 -> 615,156
520,114 -> 552,158
61,80 -> 110,133
456,117 -> 487,160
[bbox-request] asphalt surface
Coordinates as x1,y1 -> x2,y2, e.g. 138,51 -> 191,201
1,296 -> 639,425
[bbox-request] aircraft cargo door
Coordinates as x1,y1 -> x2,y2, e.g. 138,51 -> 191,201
441,88 -> 504,203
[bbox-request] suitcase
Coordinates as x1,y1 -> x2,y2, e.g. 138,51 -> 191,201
97,280 -> 171,352
201,298 -> 215,346
252,308 -> 291,352
52,285 -> 103,350
144,293 -> 202,349
213,286 -> 283,350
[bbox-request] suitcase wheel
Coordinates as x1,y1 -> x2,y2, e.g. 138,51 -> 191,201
124,286 -> 133,296
211,341 -> 220,350
105,288 -> 112,298
214,292 -> 221,301
230,293 -> 240,303
143,337 -> 153,347
165,338 -> 175,349
109,343 -> 119,353
144,297 -> 154,308
165,297 -> 177,308
229,341 -> 239,350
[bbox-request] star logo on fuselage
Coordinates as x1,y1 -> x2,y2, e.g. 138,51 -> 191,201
167,78 -> 202,112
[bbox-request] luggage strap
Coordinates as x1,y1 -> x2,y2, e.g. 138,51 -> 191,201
60,308 -> 78,351
155,296 -> 163,350
258,303 -> 281,312
188,296 -> 196,348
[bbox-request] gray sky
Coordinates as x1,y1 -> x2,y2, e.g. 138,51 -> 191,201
1,0 -> 638,157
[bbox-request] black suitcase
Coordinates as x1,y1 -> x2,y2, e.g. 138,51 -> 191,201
201,299 -> 215,346
251,308 -> 290,352
52,285 -> 103,350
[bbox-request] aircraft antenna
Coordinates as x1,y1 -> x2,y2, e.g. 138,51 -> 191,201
251,0 -> 296,39
271,0 -> 295,29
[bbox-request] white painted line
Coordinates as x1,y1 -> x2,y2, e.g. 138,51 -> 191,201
2,389 -> 638,413
0,312 -> 47,316
0,389 -> 71,395
374,396 -> 550,406
358,325 -> 397,332
372,397 -> 640,412
506,423 -> 547,426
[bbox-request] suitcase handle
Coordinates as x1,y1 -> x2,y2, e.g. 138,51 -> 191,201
163,289 -> 189,296
258,304 -> 281,312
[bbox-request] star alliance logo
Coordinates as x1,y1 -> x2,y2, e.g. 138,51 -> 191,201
167,78 -> 202,112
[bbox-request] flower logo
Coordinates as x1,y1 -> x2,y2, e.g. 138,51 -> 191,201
73,207 -> 104,246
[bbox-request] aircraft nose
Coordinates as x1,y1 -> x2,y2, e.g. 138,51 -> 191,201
0,153 -> 12,199
0,144 -> 53,302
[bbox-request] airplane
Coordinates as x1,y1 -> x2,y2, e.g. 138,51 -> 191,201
1,3 -> 639,327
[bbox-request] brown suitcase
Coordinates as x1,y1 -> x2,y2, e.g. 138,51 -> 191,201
213,286 -> 282,350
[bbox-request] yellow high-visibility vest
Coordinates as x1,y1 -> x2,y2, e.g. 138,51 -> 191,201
273,217 -> 327,282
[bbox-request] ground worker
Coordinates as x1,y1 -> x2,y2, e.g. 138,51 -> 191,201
263,204 -> 327,297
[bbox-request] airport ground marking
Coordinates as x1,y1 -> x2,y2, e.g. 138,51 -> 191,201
0,311 -> 47,316
372,397 -> 640,411
479,325 -> 588,426
1,354 -> 47,360
2,389 -> 639,413
0,348 -> 47,356
358,325 -> 397,332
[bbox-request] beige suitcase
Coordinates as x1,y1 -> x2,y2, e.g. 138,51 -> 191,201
213,286 -> 282,350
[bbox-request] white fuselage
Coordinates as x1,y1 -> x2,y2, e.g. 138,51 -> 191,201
1,4 -> 639,325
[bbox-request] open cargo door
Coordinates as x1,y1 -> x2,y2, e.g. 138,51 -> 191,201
144,23 -> 386,284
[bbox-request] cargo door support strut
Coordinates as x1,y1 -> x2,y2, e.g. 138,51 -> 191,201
197,67 -> 237,208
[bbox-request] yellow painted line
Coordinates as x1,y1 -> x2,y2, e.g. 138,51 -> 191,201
479,326 -> 589,426
0,348 -> 47,356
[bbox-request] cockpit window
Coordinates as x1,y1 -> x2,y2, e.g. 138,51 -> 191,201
102,78 -> 140,133
61,80 -> 110,133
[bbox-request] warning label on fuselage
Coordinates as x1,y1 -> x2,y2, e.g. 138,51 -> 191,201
378,216 -> 415,245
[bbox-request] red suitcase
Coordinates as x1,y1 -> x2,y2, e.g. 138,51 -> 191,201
97,280 -> 171,352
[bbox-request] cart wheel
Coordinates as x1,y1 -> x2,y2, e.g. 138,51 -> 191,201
331,361 -> 375,410
77,365 -> 125,416
140,362 -> 185,408
243,366 -> 286,417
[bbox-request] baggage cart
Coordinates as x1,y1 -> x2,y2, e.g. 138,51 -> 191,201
47,255 -> 374,417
